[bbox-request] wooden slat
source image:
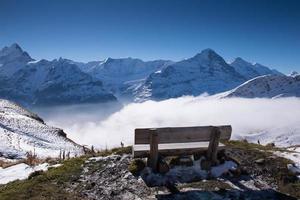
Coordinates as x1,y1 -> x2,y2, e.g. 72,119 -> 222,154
135,125 -> 231,144
133,142 -> 225,158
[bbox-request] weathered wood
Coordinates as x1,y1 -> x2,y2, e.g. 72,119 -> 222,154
206,127 -> 221,165
133,142 -> 226,158
135,125 -> 231,144
148,129 -> 159,171
133,125 -> 231,171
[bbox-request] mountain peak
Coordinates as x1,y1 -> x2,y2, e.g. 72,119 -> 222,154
231,57 -> 252,65
1,43 -> 23,54
10,43 -> 22,51
0,43 -> 33,62
192,48 -> 223,62
234,57 -> 246,62
199,48 -> 217,56
104,57 -> 114,63
201,48 -> 216,53
253,63 -> 266,67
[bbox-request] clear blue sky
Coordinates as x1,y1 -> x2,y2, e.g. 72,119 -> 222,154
0,0 -> 299,73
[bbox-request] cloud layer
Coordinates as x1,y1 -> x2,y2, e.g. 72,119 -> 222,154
38,96 -> 300,149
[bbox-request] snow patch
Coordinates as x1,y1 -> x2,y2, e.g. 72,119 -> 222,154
142,158 -> 237,186
211,161 -> 237,177
274,147 -> 300,177
0,162 -> 60,185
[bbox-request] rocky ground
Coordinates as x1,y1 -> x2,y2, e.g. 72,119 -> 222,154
0,141 -> 300,200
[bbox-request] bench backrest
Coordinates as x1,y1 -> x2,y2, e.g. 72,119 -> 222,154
134,125 -> 232,144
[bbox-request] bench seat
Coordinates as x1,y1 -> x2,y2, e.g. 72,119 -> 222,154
133,141 -> 225,158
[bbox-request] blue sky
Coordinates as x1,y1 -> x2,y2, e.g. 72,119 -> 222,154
0,0 -> 299,73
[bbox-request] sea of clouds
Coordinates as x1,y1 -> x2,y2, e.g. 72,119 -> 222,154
36,96 -> 300,149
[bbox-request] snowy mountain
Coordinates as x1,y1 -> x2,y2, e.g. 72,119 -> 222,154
133,49 -> 247,101
78,58 -> 172,99
0,43 -> 287,104
0,99 -> 83,160
0,56 -> 117,106
223,74 -> 300,98
0,43 -> 33,78
230,57 -> 282,80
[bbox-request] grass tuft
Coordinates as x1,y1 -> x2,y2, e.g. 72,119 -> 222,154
0,157 -> 86,200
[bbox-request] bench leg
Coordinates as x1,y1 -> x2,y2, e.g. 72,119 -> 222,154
207,127 -> 221,166
149,130 -> 159,171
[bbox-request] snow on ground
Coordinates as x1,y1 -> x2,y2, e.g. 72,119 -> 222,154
141,157 -> 237,186
274,147 -> 300,178
211,161 -> 237,177
274,147 -> 300,166
0,162 -> 59,185
0,99 -> 83,160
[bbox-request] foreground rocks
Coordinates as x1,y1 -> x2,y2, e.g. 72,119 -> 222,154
71,155 -> 154,200
1,141 -> 299,200
65,146 -> 299,200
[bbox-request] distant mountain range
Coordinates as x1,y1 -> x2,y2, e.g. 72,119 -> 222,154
134,49 -> 248,101
1,43 -> 298,106
0,44 -> 116,106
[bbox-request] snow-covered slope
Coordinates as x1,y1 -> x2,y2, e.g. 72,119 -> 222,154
230,57 -> 282,80
0,58 -> 117,106
79,58 -> 172,99
223,74 -> 300,98
0,43 -> 33,77
134,49 -> 247,101
0,99 -> 83,160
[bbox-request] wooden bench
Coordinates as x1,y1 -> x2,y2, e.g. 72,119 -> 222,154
133,125 -> 232,171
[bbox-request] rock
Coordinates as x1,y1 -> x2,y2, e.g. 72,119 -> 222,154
287,164 -> 300,175
266,143 -> 275,148
268,155 -> 277,159
229,168 -> 240,177
224,150 -> 242,165
128,159 -> 146,176
169,155 -> 193,167
279,172 -> 298,185
179,156 -> 194,166
201,159 -> 212,171
73,155 -> 152,200
217,149 -> 227,164
193,151 -> 206,161
158,158 -> 170,174
240,166 -> 249,175
255,158 -> 265,165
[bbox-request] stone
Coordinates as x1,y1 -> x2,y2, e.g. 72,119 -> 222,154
169,155 -> 193,167
255,158 -> 265,165
201,159 -> 212,171
158,159 -> 170,174
128,159 -> 146,175
266,143 -> 275,148
179,156 -> 194,166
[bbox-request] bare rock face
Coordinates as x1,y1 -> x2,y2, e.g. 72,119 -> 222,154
74,155 -> 154,200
